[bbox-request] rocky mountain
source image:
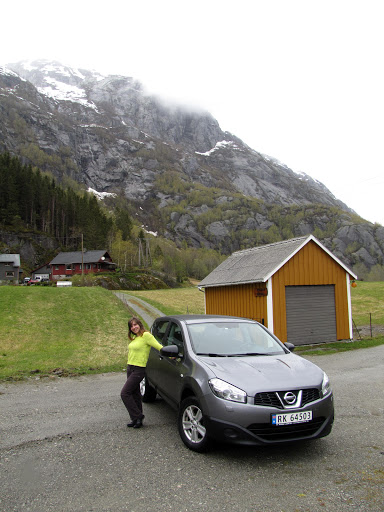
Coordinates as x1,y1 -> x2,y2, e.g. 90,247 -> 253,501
0,60 -> 383,274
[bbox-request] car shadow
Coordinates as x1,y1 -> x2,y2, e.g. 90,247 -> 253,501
212,437 -> 329,461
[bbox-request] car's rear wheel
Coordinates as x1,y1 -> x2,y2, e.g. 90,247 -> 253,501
140,376 -> 157,402
178,397 -> 211,452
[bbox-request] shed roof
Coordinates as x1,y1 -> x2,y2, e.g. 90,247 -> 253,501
199,235 -> 357,288
50,250 -> 114,265
0,254 -> 20,267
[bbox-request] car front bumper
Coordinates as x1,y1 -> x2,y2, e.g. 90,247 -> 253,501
201,392 -> 334,446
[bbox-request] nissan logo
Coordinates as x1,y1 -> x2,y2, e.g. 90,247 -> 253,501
284,392 -> 297,405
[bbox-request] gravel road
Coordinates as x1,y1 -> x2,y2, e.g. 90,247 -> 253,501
113,292 -> 164,327
1,345 -> 383,512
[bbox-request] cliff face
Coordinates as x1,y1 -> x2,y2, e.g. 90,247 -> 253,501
0,61 -> 348,206
0,60 -> 383,273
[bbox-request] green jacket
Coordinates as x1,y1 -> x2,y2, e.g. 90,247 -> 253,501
127,331 -> 163,367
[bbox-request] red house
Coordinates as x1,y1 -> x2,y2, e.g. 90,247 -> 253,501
49,250 -> 117,280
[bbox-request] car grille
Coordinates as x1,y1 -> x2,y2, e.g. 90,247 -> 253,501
254,388 -> 320,409
248,417 -> 326,441
254,392 -> 282,408
302,388 -> 321,406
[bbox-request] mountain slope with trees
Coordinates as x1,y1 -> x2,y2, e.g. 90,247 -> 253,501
0,60 -> 383,281
0,153 -> 112,247
0,153 -> 225,281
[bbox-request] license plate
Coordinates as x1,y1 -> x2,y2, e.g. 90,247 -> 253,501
272,410 -> 312,425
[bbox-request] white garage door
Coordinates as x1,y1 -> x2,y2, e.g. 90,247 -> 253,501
285,285 -> 337,345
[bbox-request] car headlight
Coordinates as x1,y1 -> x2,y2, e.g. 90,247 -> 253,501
209,378 -> 247,403
321,372 -> 331,397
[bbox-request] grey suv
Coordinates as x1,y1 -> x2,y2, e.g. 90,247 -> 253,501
141,315 -> 334,452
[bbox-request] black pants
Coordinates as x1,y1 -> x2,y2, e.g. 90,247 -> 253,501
120,365 -> 146,421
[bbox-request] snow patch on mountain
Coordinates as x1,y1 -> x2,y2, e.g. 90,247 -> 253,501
88,188 -> 116,200
142,226 -> 158,237
0,66 -> 26,80
38,78 -> 96,109
8,60 -> 101,111
195,140 -> 239,156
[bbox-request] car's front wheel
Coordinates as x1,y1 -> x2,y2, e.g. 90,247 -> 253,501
140,376 -> 157,402
178,397 -> 211,452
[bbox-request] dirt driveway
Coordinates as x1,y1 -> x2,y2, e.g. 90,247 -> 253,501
113,291 -> 164,326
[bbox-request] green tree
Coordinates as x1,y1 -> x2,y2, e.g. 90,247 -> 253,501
115,208 -> 133,241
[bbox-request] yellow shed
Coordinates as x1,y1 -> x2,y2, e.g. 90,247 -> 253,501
198,235 -> 357,345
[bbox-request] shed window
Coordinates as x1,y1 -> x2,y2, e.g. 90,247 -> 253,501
6,271 -> 14,277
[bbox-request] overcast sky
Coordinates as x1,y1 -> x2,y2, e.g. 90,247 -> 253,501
1,0 -> 383,225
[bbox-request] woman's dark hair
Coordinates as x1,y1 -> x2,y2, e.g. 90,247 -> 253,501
128,317 -> 145,340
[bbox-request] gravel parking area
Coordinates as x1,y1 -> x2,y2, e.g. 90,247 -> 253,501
0,346 -> 383,511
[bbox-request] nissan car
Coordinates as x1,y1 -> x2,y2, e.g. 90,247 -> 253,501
140,315 -> 334,452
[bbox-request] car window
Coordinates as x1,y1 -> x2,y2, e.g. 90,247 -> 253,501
163,322 -> 184,354
152,320 -> 169,343
187,322 -> 285,356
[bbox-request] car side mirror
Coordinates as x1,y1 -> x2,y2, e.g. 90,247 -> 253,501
285,342 -> 295,352
160,345 -> 180,357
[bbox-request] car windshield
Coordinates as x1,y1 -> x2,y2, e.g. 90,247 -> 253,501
187,321 -> 286,356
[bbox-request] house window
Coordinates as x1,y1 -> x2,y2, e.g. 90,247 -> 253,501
55,265 -> 59,270
66,264 -> 72,270
86,264 -> 91,270
6,271 -> 14,277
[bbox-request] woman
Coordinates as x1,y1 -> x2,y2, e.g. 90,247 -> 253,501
120,317 -> 163,428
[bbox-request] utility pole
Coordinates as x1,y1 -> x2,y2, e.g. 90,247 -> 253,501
145,238 -> 152,266
138,238 -> 143,267
81,233 -> 84,283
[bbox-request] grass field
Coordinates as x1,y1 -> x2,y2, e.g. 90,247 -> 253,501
0,281 -> 383,380
124,288 -> 206,316
0,287 -> 129,380
350,281 -> 384,325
